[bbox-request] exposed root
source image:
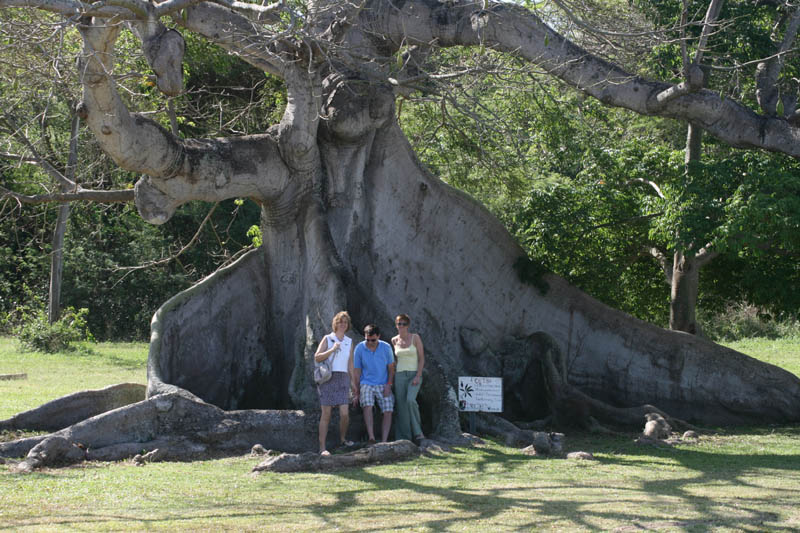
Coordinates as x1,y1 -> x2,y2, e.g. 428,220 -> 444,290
252,440 -> 420,473
0,383 -> 145,433
528,332 -> 700,434
1,392 -> 318,469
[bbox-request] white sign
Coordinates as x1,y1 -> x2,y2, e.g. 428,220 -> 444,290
458,376 -> 503,412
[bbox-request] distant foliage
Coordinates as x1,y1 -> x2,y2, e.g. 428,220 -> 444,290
0,29 -> 272,341
402,52 -> 800,329
16,306 -> 94,353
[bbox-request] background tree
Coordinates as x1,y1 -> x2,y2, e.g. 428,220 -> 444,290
0,17 -> 270,339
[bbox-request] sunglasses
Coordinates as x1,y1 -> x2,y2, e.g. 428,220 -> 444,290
396,322 -> 409,326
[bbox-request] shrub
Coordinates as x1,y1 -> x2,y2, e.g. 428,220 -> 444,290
700,304 -> 800,342
15,307 -> 95,353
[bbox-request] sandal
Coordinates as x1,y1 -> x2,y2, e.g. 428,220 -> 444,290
320,450 -> 331,456
340,440 -> 355,448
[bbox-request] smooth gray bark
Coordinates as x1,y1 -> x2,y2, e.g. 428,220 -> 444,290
0,383 -> 145,432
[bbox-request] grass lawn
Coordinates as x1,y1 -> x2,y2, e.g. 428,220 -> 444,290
2,335 -> 800,532
0,338 -> 147,420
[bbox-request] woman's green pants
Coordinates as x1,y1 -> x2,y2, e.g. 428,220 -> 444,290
394,370 -> 423,441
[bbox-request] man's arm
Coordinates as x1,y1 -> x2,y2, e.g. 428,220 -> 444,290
384,344 -> 395,397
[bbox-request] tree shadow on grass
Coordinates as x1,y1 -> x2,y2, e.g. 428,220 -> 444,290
577,426 -> 800,530
306,432 -> 800,531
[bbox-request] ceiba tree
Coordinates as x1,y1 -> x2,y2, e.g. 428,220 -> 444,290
2,0 -> 800,458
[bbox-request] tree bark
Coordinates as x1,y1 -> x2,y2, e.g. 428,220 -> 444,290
48,113 -> 80,324
669,251 -> 701,334
0,383 -> 145,433
47,202 -> 69,324
668,119 -> 706,335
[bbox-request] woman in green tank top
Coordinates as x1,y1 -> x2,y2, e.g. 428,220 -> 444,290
391,313 -> 425,442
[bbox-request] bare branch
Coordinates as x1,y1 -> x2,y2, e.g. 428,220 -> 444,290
680,0 -> 689,74
0,152 -> 37,162
0,184 -> 134,203
112,202 -> 218,280
693,0 -> 725,66
0,110 -> 74,189
375,0 -> 800,159
0,0 -> 132,19
756,6 -> 800,116
204,0 -> 293,23
645,246 -> 673,285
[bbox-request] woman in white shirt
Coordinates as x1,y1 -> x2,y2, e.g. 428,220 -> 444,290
314,311 -> 356,455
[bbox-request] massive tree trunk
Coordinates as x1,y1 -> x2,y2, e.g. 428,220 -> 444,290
147,114 -> 800,432
3,0 -> 800,465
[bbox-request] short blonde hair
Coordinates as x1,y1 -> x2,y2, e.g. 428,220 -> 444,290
332,311 -> 351,330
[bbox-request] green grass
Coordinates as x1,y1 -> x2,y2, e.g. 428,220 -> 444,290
0,337 -> 147,420
1,336 -> 800,531
723,336 -> 800,374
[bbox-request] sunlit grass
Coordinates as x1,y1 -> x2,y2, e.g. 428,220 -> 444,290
1,335 -> 800,531
723,336 -> 800,375
0,337 -> 147,420
3,434 -> 800,531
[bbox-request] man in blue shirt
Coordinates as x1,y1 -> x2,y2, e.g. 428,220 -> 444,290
354,324 -> 395,443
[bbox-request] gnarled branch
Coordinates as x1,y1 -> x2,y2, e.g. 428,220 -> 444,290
373,0 -> 800,159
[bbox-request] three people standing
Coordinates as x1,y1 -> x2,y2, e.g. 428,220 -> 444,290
315,312 -> 425,452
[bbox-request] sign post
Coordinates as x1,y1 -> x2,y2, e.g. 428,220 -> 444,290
458,376 -> 503,434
